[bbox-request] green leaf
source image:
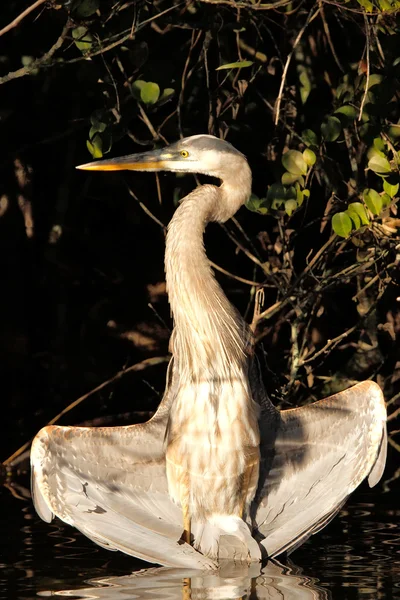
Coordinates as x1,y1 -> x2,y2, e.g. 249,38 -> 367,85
321,116 -> 342,142
368,155 -> 391,174
140,81 -> 160,104
267,183 -> 286,209
367,74 -> 383,89
303,148 -> 316,167
216,60 -> 253,70
373,137 -> 385,152
347,202 -> 369,225
335,105 -> 358,121
21,55 -> 34,67
246,194 -> 268,214
388,125 -> 400,139
357,0 -> 374,11
72,26 -> 93,53
131,79 -> 146,100
298,67 -> 312,104
282,150 -> 307,176
381,193 -> 392,207
132,80 -> 146,90
383,180 -> 399,197
285,199 -> 298,216
159,88 -> 175,103
336,81 -> 355,103
89,122 -> 106,139
86,135 -> 103,159
346,208 -> 361,229
296,186 -> 304,206
302,129 -> 318,147
74,0 -> 99,17
303,189 -> 310,198
281,172 -> 304,186
363,188 -> 383,215
285,186 -> 297,201
378,0 -> 393,10
332,212 -> 353,238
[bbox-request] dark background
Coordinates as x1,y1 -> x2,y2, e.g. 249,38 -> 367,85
0,0 -> 398,494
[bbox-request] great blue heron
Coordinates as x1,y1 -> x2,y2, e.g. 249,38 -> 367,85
31,135 -> 387,569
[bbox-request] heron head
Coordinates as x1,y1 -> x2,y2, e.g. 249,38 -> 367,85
76,134 -> 247,180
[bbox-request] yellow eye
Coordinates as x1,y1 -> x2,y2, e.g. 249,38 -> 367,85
180,150 -> 189,158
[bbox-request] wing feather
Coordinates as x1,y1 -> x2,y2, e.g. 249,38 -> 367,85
31,359 -> 214,568
253,381 -> 387,558
31,371 -> 387,566
31,417 -> 216,568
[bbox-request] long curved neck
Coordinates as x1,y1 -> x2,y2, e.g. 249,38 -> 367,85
165,178 -> 251,381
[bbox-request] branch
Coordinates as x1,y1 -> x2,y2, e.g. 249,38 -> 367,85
358,13 -> 370,121
274,3 -> 320,125
2,355 -> 169,467
319,0 -> 344,73
298,324 -> 357,366
0,2 -> 182,85
0,20 -> 71,86
0,0 -> 47,38
198,0 -> 294,10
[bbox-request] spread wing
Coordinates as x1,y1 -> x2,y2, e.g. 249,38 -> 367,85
30,360 -> 216,569
253,381 -> 387,558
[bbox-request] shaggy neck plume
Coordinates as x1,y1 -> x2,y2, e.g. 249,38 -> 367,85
165,175 -> 251,381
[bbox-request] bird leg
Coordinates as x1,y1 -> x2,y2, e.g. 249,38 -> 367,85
182,500 -> 191,544
182,577 -> 192,600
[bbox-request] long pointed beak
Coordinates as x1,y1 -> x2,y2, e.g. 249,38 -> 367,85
76,148 -> 171,172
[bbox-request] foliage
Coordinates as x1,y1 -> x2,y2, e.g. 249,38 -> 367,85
0,0 -> 399,474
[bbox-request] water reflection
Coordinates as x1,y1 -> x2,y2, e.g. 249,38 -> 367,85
0,484 -> 399,600
36,561 -> 329,599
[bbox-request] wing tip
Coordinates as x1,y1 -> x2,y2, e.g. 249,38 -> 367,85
30,427 -> 55,523
368,423 -> 388,488
31,465 -> 54,523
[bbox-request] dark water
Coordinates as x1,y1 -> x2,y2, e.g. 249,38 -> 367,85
0,483 -> 399,600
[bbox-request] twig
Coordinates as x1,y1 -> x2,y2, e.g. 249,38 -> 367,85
319,0 -> 344,73
387,390 -> 400,407
289,320 -> 301,385
274,4 -> 320,125
124,185 -> 261,288
178,30 -> 203,137
358,13 -> 370,122
198,0 -> 294,10
220,224 -> 265,269
387,406 -> 400,422
125,183 -> 167,230
343,127 -> 359,182
388,436 -> 400,453
255,299 -> 285,324
138,104 -> 159,140
238,39 -> 267,63
251,288 -> 265,333
352,271 -> 381,302
210,261 -> 261,287
0,3 -> 183,85
322,0 -> 381,14
231,216 -> 264,262
256,90 -> 304,142
0,0 -> 46,38
298,324 -> 357,366
296,233 -> 336,281
255,234 -> 336,328
0,20 -> 71,85
2,356 -> 169,466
